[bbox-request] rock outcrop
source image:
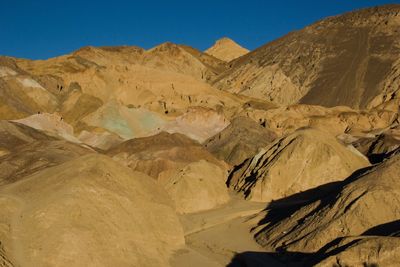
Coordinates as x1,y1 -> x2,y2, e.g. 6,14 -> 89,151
162,160 -> 230,214
255,151 -> 400,253
204,116 -> 276,166
228,128 -> 369,201
108,132 -> 226,179
108,132 -> 230,213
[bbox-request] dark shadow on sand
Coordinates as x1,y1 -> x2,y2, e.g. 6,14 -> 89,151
226,251 -> 310,267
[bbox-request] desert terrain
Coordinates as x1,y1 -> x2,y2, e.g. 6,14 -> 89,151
1,4 -> 400,267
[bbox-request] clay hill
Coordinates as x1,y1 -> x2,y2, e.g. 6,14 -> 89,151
205,37 -> 249,62
107,132 -> 230,213
1,3 -> 400,267
0,120 -> 93,185
214,5 -> 400,109
227,128 -> 370,202
0,154 -> 185,267
204,116 -> 277,166
0,42 -> 245,146
250,150 -> 400,266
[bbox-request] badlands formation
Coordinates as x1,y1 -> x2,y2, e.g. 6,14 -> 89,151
205,37 -> 250,62
1,4 -> 400,267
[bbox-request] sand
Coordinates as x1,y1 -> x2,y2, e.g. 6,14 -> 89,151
171,196 -> 282,267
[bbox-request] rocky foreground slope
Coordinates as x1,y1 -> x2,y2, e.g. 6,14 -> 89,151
227,128 -> 369,202
0,154 -> 185,267
251,150 -> 400,265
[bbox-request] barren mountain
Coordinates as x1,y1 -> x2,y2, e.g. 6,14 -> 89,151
227,128 -> 369,202
254,150 -> 400,254
1,3 -> 400,267
108,132 -> 230,213
205,37 -> 249,62
214,5 -> 400,108
1,42 -> 247,145
108,132 -> 227,178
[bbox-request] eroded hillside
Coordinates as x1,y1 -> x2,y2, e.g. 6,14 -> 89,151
1,4 -> 400,267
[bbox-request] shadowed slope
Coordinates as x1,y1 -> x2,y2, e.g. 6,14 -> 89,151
228,128 -> 369,201
214,5 -> 400,108
254,151 -> 400,253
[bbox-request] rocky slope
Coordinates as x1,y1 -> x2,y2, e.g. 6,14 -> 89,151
239,103 -> 397,139
108,132 -> 230,213
108,132 -> 227,178
254,150 -> 400,254
228,128 -> 369,202
352,125 -> 400,163
214,5 -> 400,108
315,235 -> 400,266
1,4 -> 400,267
0,42 -> 249,147
204,116 -> 277,166
163,160 -> 230,213
0,121 -> 94,185
205,37 -> 249,62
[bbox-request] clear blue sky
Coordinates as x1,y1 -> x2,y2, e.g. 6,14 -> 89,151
1,0 -> 398,59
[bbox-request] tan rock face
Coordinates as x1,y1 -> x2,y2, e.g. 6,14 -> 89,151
13,113 -> 79,142
228,128 -> 370,202
0,121 -> 93,185
0,120 -> 55,150
352,130 -> 400,163
108,132 -> 226,178
3,43 -> 244,144
240,103 -> 397,139
161,106 -> 230,143
161,160 -> 230,214
0,154 -> 184,267
214,5 -> 400,108
205,37 -> 249,62
204,116 -> 277,166
255,151 -> 400,253
0,57 -> 59,120
108,132 -> 230,214
77,130 -> 123,150
0,140 -> 92,186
